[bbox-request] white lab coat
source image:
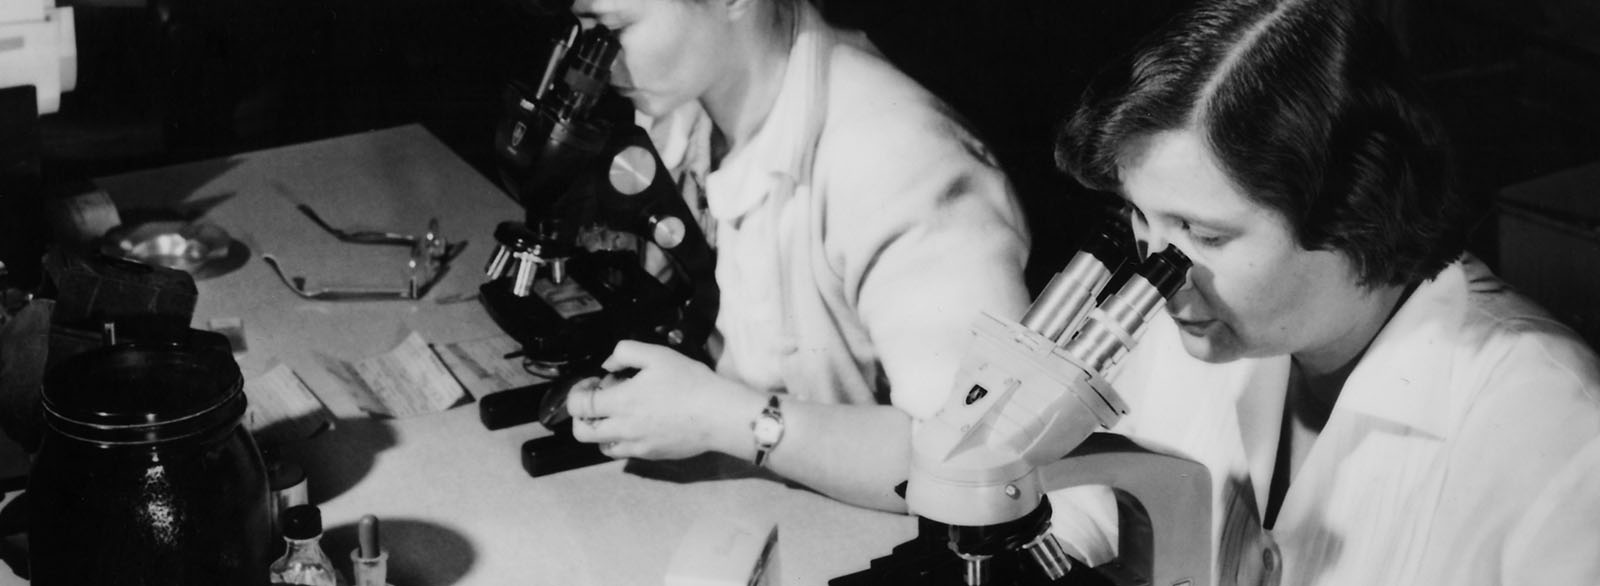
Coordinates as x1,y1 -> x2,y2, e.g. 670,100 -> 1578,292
1084,255 -> 1600,584
646,2 -> 1031,419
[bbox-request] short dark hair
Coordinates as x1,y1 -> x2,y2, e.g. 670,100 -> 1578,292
1056,0 -> 1472,288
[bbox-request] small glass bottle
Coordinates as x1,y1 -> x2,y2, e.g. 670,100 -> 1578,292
269,504 -> 348,586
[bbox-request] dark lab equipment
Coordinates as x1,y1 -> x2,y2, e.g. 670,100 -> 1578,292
521,424 -> 610,477
481,375 -> 622,477
42,247 -> 198,330
479,19 -> 718,478
478,381 -> 557,431
24,332 -> 271,586
481,368 -> 617,432
0,248 -> 203,455
831,499 -> 1116,586
493,23 -> 620,226
0,86 -> 45,299
485,22 -> 716,369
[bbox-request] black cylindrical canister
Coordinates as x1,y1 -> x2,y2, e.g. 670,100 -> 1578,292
27,338 -> 270,585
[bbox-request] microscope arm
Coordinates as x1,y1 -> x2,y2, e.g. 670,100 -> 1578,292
1040,433 -> 1213,586
905,311 -> 1128,527
905,243 -> 1188,530
834,240 -> 1207,586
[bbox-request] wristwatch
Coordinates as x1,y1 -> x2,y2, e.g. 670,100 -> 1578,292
751,395 -> 785,467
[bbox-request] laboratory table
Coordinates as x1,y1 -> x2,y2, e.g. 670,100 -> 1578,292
0,124 -> 915,585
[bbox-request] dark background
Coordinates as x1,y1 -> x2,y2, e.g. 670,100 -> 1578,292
29,0 -> 1600,330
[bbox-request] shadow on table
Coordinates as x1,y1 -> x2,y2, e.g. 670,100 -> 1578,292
94,156 -> 247,211
325,517 -> 475,586
624,452 -> 799,489
278,417 -> 400,502
116,191 -> 237,225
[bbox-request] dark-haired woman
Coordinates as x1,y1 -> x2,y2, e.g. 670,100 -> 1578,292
1053,0 -> 1600,583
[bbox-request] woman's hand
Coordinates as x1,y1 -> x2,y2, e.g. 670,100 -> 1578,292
564,340 -> 764,461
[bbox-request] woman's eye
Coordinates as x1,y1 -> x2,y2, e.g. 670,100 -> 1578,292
1179,221 -> 1228,248
1188,228 -> 1229,248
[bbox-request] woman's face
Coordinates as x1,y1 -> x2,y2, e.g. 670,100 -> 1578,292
1119,130 -> 1372,364
571,0 -> 732,117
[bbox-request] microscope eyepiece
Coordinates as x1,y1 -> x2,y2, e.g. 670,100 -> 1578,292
1060,245 -> 1191,375
1018,221 -> 1133,342
1084,218 -> 1132,268
1138,245 -> 1190,297
547,26 -> 620,121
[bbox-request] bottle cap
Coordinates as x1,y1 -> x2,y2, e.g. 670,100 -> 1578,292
283,504 -> 323,540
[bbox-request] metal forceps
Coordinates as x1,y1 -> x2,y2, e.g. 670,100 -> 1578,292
263,204 -> 468,300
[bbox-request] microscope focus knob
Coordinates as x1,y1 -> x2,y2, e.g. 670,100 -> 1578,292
608,145 -> 658,196
649,215 -> 687,250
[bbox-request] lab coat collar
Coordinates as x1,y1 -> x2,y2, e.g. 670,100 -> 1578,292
1327,258 -> 1470,440
1232,259 -> 1468,519
703,1 -> 830,223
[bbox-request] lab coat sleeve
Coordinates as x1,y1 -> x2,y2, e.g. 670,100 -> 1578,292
817,99 -> 1032,422
1501,434 -> 1600,584
1490,324 -> 1600,584
1426,323 -> 1600,584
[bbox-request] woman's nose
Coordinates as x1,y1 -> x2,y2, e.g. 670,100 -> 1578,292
610,54 -> 630,87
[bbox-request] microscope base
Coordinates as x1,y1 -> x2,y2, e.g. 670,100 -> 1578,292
479,249 -> 699,369
830,518 -> 1116,586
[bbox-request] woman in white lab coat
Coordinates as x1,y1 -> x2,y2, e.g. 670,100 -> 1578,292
1053,0 -> 1600,583
561,0 -> 1032,512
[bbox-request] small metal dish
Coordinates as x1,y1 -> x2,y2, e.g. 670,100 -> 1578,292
100,220 -> 250,280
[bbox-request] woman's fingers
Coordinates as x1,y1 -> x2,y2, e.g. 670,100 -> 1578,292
602,339 -> 672,372
571,416 -> 641,460
597,441 -> 638,460
562,377 -> 607,419
570,412 -> 612,441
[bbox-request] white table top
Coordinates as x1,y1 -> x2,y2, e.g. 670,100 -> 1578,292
0,125 -> 914,585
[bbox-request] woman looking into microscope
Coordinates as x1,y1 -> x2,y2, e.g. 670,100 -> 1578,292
559,0 -> 1032,512
1053,0 -> 1600,583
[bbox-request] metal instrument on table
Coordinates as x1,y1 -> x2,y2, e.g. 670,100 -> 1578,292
834,225 -> 1230,586
262,206 -> 466,301
477,18 -> 718,477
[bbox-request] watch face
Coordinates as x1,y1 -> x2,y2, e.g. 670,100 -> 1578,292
754,415 -> 784,445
